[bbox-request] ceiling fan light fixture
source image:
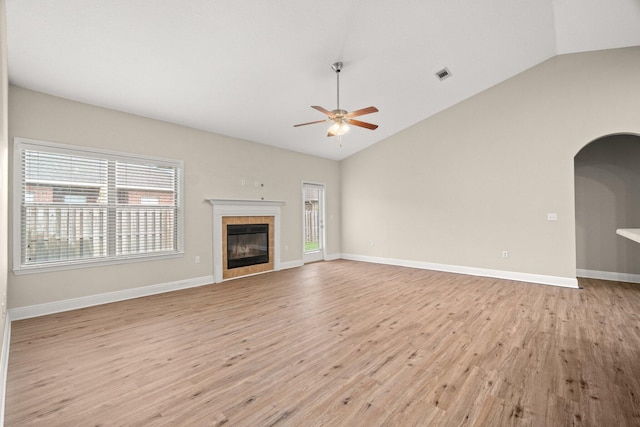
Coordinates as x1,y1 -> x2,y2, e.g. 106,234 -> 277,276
329,120 -> 350,136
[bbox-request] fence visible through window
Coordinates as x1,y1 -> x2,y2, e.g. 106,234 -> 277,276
304,210 -> 319,251
23,204 -> 177,264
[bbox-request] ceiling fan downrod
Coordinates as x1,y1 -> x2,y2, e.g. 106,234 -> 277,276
332,62 -> 342,111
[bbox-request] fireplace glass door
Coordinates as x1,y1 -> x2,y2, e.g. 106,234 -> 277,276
227,224 -> 269,269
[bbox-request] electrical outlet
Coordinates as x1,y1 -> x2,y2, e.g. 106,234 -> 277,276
502,250 -> 509,258
195,256 -> 200,264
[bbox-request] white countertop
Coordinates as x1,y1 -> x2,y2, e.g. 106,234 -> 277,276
616,228 -> 640,244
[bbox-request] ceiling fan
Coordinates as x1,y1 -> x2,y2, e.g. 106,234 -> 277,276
294,62 -> 378,141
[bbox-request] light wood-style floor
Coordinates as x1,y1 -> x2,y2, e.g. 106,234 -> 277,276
6,260 -> 640,426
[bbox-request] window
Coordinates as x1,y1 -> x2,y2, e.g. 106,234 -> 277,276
13,138 -> 184,273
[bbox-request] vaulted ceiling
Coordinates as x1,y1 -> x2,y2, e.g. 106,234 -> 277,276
6,1 -> 640,160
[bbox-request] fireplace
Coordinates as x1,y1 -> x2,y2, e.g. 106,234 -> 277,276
220,214 -> 276,280
227,223 -> 269,269
207,199 -> 284,283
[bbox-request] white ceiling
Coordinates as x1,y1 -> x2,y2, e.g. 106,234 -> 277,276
6,0 -> 640,161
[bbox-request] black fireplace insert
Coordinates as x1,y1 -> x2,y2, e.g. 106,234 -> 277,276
227,223 -> 269,269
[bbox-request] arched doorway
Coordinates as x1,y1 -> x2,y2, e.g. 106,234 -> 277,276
574,133 -> 640,283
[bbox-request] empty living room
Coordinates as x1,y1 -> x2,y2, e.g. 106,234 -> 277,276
1,1 -> 640,426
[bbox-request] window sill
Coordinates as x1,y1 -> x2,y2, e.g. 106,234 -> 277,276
12,251 -> 184,275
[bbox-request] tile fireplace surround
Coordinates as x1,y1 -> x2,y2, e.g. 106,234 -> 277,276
207,199 -> 285,283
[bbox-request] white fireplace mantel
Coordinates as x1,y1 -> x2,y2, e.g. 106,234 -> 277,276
207,199 -> 285,283
617,228 -> 640,244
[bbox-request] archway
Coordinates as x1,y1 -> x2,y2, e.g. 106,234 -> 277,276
574,133 -> 640,283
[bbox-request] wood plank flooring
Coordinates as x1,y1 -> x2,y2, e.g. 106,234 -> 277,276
5,260 -> 640,426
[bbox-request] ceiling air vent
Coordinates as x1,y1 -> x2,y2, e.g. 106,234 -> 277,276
435,67 -> 452,81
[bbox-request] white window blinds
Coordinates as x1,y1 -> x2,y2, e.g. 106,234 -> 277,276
14,138 -> 183,272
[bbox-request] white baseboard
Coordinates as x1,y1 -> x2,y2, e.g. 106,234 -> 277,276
1,314 -> 10,427
6,256 -> 584,322
279,253 -> 341,269
280,260 -> 304,270
577,269 -> 640,284
8,275 -> 214,321
341,254 -> 579,289
324,253 -> 342,262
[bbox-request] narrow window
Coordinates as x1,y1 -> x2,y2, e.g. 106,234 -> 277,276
303,182 -> 325,263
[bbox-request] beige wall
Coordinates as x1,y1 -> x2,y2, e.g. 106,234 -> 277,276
575,134 -> 640,274
8,86 -> 341,308
341,47 -> 640,280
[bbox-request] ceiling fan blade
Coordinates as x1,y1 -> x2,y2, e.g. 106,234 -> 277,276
345,106 -> 378,118
311,106 -> 334,117
348,119 -> 378,130
293,119 -> 329,127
